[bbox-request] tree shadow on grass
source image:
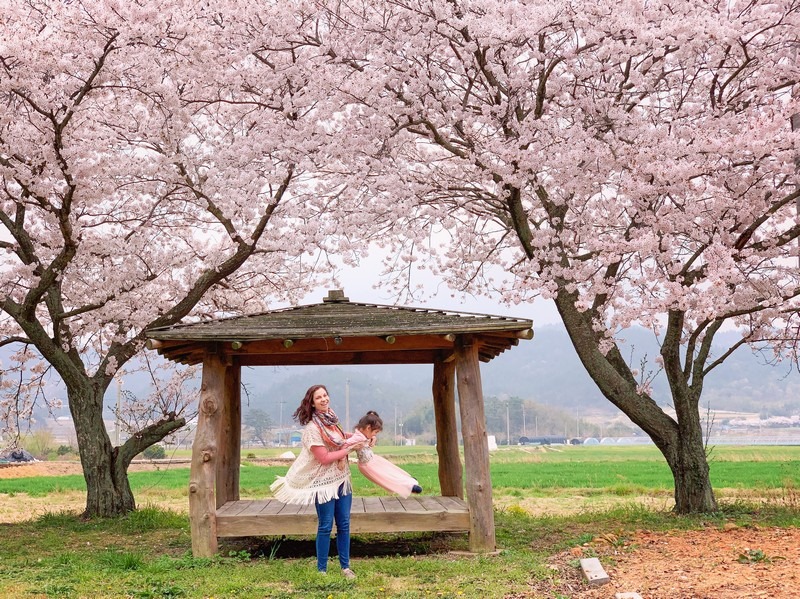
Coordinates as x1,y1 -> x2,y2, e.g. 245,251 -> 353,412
220,531 -> 468,560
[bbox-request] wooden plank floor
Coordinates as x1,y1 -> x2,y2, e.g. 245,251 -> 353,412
215,496 -> 470,537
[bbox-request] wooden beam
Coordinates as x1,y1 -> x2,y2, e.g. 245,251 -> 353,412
433,358 -> 462,498
148,340 -> 204,356
215,496 -> 469,537
189,353 -> 226,557
216,361 -> 241,508
234,335 -> 454,355
161,346 -> 206,363
455,335 -> 496,553
236,350 -> 442,366
151,332 -> 527,366
480,329 -> 533,340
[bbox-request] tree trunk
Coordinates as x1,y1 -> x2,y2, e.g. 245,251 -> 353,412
553,288 -> 718,514
657,315 -> 718,513
68,382 -> 136,517
67,378 -> 186,517
660,430 -> 717,513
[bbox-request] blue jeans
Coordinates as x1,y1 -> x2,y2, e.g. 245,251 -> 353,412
314,484 -> 352,571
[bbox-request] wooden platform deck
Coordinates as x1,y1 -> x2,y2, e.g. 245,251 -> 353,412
215,496 -> 470,537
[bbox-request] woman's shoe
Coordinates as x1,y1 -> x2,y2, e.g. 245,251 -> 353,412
411,485 -> 423,494
342,568 -> 356,579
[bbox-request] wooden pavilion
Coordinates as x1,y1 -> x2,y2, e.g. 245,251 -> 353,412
144,290 -> 533,557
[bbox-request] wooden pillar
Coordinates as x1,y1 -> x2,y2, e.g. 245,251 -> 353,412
433,357 -> 462,498
216,360 -> 241,507
189,352 -> 225,557
455,335 -> 495,553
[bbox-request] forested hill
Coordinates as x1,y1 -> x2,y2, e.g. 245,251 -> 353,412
7,324 -> 798,425
239,324 -> 800,424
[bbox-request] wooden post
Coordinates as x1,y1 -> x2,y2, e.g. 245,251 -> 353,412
455,336 -> 496,553
189,353 -> 225,557
433,358 -> 462,498
216,361 -> 241,507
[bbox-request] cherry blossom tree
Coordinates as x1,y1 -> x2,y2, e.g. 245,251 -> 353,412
0,1 -> 365,516
110,355 -> 200,451
310,0 -> 800,512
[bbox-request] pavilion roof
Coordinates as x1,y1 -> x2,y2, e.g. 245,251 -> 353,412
145,290 -> 533,366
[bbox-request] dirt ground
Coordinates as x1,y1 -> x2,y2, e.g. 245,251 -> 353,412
533,525 -> 800,599
2,462 -> 798,598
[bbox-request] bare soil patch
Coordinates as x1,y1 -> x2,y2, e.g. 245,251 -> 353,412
0,460 -> 167,479
532,525 -> 800,599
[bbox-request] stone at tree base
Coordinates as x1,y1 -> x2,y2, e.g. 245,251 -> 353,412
580,557 -> 610,586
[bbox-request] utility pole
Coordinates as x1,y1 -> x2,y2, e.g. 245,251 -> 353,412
345,378 -> 350,431
506,403 -> 510,445
279,399 -> 285,446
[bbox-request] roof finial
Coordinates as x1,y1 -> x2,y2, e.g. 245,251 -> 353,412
323,289 -> 349,303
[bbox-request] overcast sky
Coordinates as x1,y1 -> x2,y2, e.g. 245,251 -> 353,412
299,252 -> 562,327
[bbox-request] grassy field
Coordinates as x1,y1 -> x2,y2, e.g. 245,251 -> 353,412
3,444 -> 798,497
1,445 -> 798,598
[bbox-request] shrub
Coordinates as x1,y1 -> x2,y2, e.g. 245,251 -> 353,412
22,429 -> 56,459
142,444 -> 166,460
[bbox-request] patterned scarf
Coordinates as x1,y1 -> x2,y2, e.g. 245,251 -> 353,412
312,409 -> 345,450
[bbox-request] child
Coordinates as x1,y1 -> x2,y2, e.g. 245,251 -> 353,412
344,411 -> 423,499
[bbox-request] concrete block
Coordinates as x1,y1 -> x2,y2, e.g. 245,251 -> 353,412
580,557 -> 610,586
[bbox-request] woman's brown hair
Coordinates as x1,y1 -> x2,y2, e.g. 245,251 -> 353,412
293,384 -> 328,425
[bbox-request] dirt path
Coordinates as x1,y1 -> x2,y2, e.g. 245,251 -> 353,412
0,461 -> 88,479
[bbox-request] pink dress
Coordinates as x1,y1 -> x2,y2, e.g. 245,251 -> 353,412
344,430 -> 420,499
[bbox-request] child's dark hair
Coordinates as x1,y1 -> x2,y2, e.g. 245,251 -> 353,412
356,410 -> 383,431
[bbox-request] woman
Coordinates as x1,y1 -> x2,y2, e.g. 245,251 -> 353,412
270,384 -> 362,578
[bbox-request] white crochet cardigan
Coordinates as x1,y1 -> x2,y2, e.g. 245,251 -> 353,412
270,422 -> 352,505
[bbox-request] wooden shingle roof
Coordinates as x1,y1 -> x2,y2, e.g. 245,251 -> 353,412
145,290 -> 533,366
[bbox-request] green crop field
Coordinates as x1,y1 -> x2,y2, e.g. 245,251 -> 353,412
2,444 -> 798,497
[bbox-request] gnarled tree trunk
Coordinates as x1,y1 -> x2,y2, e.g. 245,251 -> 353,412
68,380 -> 185,517
555,289 -> 718,514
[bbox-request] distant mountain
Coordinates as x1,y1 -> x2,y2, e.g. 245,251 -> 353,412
239,324 -> 800,426
480,325 -> 800,416
5,324 -> 799,429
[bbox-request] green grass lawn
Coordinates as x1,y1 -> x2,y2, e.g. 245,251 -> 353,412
1,445 -> 799,598
1,500 -> 798,598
